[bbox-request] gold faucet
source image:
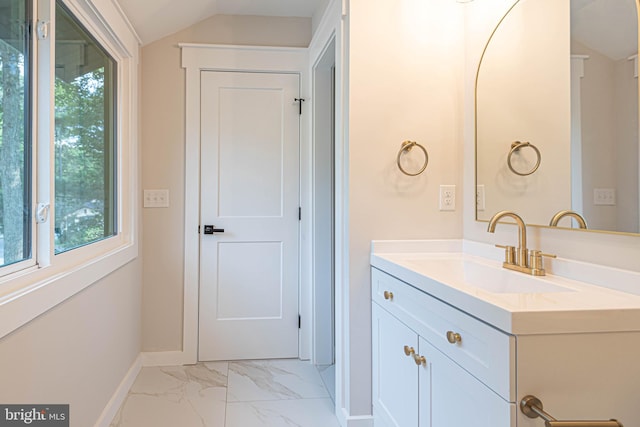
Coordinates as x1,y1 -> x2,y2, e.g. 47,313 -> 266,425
487,210 -> 555,276
549,210 -> 588,229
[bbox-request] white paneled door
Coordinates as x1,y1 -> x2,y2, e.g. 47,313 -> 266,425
198,71 -> 300,361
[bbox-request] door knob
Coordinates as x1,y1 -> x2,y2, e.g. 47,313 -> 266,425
203,225 -> 225,235
383,291 -> 393,300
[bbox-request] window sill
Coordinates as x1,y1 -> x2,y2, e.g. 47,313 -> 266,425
0,239 -> 138,340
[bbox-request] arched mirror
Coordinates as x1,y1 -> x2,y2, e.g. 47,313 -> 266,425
476,0 -> 639,234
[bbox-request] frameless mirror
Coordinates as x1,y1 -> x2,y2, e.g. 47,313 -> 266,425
476,0 -> 639,234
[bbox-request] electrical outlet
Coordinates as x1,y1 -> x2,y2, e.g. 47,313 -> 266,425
144,189 -> 170,208
476,184 -> 485,211
439,185 -> 456,211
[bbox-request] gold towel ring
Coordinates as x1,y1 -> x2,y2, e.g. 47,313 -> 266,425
507,141 -> 541,176
397,140 -> 429,176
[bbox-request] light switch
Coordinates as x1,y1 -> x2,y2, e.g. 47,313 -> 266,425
593,188 -> 615,206
144,189 -> 170,208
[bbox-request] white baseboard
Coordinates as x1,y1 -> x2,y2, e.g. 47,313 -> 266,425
94,354 -> 142,427
141,350 -> 188,367
338,408 -> 374,427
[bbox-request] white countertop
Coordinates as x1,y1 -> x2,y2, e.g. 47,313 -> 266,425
371,240 -> 640,335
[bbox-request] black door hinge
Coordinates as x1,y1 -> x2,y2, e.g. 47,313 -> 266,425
298,207 -> 302,221
198,225 -> 201,234
298,315 -> 301,329
294,98 -> 305,115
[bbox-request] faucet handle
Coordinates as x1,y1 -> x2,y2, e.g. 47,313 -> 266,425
495,244 -> 516,265
529,250 -> 556,271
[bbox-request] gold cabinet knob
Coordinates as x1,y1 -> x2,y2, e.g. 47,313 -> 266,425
383,291 -> 394,300
446,331 -> 462,344
403,345 -> 415,356
414,355 -> 426,366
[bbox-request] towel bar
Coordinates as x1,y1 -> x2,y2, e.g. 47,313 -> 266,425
520,395 -> 623,427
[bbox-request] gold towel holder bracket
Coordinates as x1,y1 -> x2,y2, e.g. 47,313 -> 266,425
397,140 -> 429,176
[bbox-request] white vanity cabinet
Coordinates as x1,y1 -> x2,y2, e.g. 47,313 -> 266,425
371,241 -> 640,426
372,257 -> 640,427
372,267 -> 515,427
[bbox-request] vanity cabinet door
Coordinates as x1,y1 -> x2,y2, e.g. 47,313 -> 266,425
419,337 -> 514,427
372,302 -> 419,427
372,267 -> 515,401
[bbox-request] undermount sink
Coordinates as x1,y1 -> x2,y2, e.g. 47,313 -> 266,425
406,257 -> 576,294
371,240 -> 640,335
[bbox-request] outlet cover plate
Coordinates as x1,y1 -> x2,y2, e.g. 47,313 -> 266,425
439,185 -> 456,211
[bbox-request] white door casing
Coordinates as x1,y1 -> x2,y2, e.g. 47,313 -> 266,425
198,71 -> 300,361
181,26 -> 350,424
180,45 -> 310,367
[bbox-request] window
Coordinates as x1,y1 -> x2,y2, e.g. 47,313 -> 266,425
0,0 -> 137,339
0,0 -> 32,270
54,2 -> 117,254
0,0 -> 129,282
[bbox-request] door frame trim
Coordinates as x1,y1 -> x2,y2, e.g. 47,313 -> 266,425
311,37 -> 337,366
180,44 -> 310,363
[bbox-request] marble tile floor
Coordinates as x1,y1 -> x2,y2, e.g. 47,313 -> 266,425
110,359 -> 340,427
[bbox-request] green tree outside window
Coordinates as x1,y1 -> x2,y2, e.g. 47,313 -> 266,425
0,0 -> 31,267
54,2 -> 117,254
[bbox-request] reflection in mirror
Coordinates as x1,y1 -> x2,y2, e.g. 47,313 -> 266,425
476,0 -> 639,234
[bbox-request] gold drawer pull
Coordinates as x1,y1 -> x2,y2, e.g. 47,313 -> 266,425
383,290 -> 394,300
403,345 -> 415,356
414,354 -> 427,366
446,331 -> 462,344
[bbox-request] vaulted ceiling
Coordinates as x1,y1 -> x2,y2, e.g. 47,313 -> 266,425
571,0 -> 637,60
117,0 -> 328,45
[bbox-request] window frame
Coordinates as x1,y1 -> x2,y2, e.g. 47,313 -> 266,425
0,0 -> 138,339
0,0 -> 37,275
53,0 -> 119,255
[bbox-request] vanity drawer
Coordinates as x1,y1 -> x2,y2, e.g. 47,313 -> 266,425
372,267 -> 516,401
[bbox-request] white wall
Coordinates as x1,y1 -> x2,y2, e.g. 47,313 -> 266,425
345,0 -> 464,418
140,15 -> 312,352
0,260 -> 141,426
312,0 -> 332,35
614,55 -> 639,233
463,0 -> 640,273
